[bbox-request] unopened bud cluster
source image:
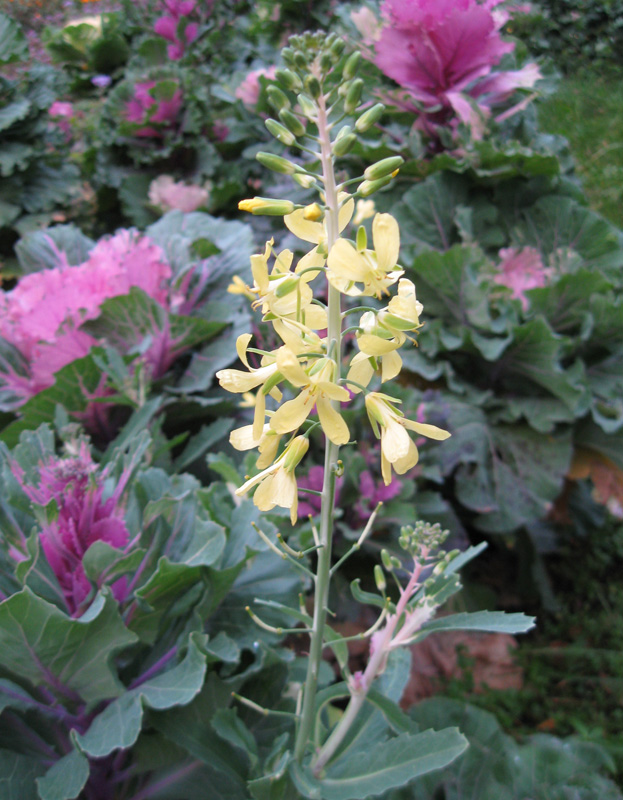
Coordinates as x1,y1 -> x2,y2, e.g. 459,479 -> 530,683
400,521 -> 449,557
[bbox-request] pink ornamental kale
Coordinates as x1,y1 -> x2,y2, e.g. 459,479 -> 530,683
125,80 -> 183,137
11,443 -> 131,615
372,0 -> 540,139
154,0 -> 199,61
0,230 -> 171,404
493,246 -> 551,309
235,66 -> 278,108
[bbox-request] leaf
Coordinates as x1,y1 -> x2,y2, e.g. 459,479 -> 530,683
36,748 -> 89,800
0,99 -> 31,133
82,542 -> 146,586
75,633 -> 207,758
393,173 -> 467,252
290,728 -> 468,800
0,12 -> 29,64
415,611 -> 535,643
0,750 -> 44,799
0,587 -> 137,704
14,225 -> 94,273
172,418 -> 234,472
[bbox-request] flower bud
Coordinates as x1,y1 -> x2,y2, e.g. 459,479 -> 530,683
279,108 -> 306,138
283,435 -> 310,472
265,118 -> 296,146
267,86 -> 290,112
297,93 -> 317,119
305,75 -> 322,100
332,132 -> 357,157
294,51 -> 307,70
357,176 -> 393,197
320,52 -> 332,72
342,51 -> 361,80
256,151 -> 298,175
356,225 -> 367,251
363,156 -> 404,181
292,172 -> 317,189
276,68 -> 302,91
381,549 -> 394,572
374,564 -> 386,592
281,47 -> 296,67
238,197 -> 296,215
303,203 -> 323,221
355,103 -> 385,132
344,78 -> 364,113
330,37 -> 345,57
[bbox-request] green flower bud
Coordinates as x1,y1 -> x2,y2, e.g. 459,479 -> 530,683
320,52 -> 332,72
274,275 -> 300,298
363,156 -> 405,181
297,93 -> 317,119
342,51 -> 361,80
238,197 -> 295,215
281,47 -> 295,67
294,51 -> 307,70
356,225 -> 367,251
292,172 -> 317,189
330,37 -> 345,57
305,75 -> 322,100
381,549 -> 394,572
265,118 -> 296,146
267,86 -> 290,112
355,103 -> 386,132
344,78 -> 364,113
374,564 -> 386,592
279,108 -> 306,138
332,132 -> 357,157
275,68 -> 302,92
256,151 -> 297,175
357,176 -> 393,197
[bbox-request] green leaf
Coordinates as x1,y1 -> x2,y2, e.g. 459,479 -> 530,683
0,750 -> 44,799
290,728 -> 468,800
393,173 -> 467,252
0,13 -> 28,64
0,99 -> 31,133
75,633 -> 207,758
415,610 -> 535,642
15,225 -> 94,273
0,587 -> 137,704
36,748 -> 89,800
172,418 -> 234,472
82,542 -> 146,586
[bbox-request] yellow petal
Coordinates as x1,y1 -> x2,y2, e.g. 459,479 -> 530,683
276,347 -> 309,387
381,451 -> 392,486
373,214 -> 400,273
393,438 -> 419,474
256,431 -> 281,469
317,397 -> 350,445
327,238 -> 369,282
403,419 -> 451,440
347,352 -> 374,391
296,247 -> 325,279
381,418 -> 411,462
338,195 -> 355,232
253,473 -> 277,511
270,390 -> 315,434
301,305 -> 328,330
381,349 -> 402,383
216,364 -> 274,393
357,333 -> 400,356
230,423 -> 263,451
253,389 -> 266,441
236,333 -> 253,368
284,209 -> 323,244
317,381 -> 351,402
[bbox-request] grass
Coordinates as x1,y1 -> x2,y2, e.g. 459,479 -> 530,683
537,68 -> 623,229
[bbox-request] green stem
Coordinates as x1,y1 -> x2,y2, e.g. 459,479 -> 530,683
294,85 -> 342,764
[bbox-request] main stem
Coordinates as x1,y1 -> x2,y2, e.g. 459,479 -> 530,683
294,87 -> 341,763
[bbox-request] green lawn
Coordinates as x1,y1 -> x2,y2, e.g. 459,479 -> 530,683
537,69 -> 623,229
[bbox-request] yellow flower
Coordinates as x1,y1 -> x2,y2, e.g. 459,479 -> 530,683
235,435 -> 309,524
270,349 -> 351,445
347,280 -> 424,390
364,392 -> 450,485
227,275 -> 255,300
284,193 -> 354,256
327,213 -> 403,297
352,198 -> 376,227
230,422 -> 283,469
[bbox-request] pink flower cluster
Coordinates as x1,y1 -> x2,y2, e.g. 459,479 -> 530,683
370,0 -> 540,139
154,0 -> 199,61
148,174 -> 209,213
235,66 -> 278,108
493,246 -> 552,310
125,80 -> 183,137
0,231 -> 171,404
11,443 -> 131,615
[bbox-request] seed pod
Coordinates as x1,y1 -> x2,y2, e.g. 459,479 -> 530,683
355,102 -> 385,132
265,118 -> 296,146
279,108 -> 306,138
363,155 -> 404,181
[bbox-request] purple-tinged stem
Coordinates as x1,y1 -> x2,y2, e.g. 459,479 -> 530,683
127,646 -> 177,691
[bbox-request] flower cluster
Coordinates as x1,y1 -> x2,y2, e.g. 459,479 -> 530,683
148,174 -> 209,213
154,0 -> 199,61
366,0 -> 540,140
493,246 -> 552,309
125,79 -> 183,137
216,33 -> 450,523
235,66 -> 278,108
0,230 -> 171,404
10,442 -> 132,615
